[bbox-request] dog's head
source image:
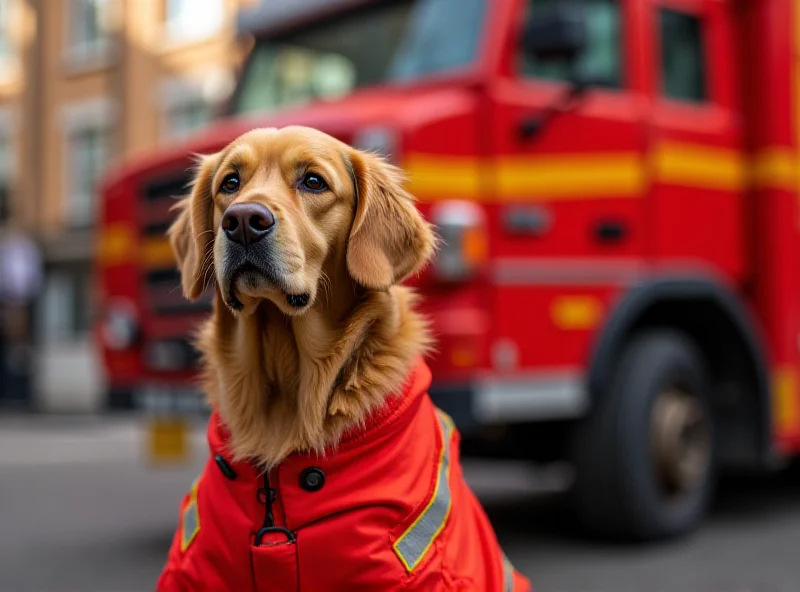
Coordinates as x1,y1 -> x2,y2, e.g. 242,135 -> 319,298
169,126 -> 436,316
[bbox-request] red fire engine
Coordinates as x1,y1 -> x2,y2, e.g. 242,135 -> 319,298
96,0 -> 800,540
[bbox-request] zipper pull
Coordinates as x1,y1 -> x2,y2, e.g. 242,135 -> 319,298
256,487 -> 277,505
254,472 -> 295,546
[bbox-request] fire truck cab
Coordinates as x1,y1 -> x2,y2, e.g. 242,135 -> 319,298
98,0 -> 800,541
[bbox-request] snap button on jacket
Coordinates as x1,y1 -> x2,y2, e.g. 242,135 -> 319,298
157,359 -> 532,592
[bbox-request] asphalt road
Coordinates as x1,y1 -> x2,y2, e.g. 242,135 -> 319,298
1,415 -> 800,592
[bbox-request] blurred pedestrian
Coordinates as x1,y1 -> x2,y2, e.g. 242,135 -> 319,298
0,229 -> 42,406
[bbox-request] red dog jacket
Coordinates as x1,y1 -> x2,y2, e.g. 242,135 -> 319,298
157,359 -> 532,591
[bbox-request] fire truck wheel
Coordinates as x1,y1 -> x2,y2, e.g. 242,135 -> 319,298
570,330 -> 714,541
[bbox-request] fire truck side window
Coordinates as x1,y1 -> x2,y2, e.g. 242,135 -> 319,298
520,0 -> 621,88
659,8 -> 706,102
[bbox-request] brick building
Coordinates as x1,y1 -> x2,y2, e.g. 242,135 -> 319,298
0,0 -> 248,411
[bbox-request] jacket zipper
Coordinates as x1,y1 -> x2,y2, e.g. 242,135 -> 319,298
255,469 -> 295,545
261,471 -> 276,528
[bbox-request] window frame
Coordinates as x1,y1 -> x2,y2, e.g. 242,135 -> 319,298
516,0 -> 626,91
62,0 -> 115,72
165,101 -> 209,139
60,98 -> 116,230
0,0 -> 14,63
36,264 -> 93,344
67,127 -> 108,228
157,73 -> 228,139
656,4 -> 708,104
652,0 -> 734,109
0,0 -> 22,85
38,269 -> 76,345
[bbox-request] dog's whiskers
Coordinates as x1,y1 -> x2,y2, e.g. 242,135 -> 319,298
319,271 -> 332,305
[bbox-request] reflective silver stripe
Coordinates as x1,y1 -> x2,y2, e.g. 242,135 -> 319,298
502,553 -> 515,592
492,257 -> 644,286
393,410 -> 455,572
180,479 -> 200,551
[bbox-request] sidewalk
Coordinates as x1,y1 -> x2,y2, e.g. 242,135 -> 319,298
0,414 -> 207,468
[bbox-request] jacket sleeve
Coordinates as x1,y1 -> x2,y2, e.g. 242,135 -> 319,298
155,487 -> 197,592
156,565 -> 192,592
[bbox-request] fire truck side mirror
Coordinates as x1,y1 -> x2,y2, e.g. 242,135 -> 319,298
522,2 -> 587,63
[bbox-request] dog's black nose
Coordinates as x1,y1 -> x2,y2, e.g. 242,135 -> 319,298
222,203 -> 275,246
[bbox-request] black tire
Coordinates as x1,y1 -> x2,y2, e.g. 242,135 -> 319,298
570,330 -> 714,541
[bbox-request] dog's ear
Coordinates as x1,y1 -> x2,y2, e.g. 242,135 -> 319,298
168,154 -> 218,300
346,149 -> 436,291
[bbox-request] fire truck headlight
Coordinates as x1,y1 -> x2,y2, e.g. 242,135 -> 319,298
101,300 -> 139,351
352,126 -> 399,161
431,200 -> 488,281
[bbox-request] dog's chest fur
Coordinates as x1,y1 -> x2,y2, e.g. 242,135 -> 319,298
195,287 -> 431,469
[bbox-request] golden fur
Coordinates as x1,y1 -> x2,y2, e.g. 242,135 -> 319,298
168,126 -> 437,468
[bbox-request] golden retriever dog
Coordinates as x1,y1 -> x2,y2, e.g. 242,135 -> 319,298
170,125 -> 435,467
159,126 -> 530,592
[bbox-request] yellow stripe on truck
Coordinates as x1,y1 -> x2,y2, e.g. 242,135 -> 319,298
406,143 -> 771,203
405,154 -> 483,200
141,237 -> 176,268
97,144 -> 794,266
653,142 -> 746,192
97,224 -> 136,267
97,227 -> 176,269
406,152 -> 645,202
496,152 -> 645,200
751,147 -> 797,192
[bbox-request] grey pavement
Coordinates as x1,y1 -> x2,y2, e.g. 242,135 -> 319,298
1,414 -> 799,592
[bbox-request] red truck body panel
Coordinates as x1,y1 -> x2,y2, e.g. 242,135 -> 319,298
96,0 -> 800,462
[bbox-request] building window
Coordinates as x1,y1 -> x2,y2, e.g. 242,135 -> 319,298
164,0 -> 224,43
660,8 -> 706,102
0,0 -> 13,63
165,100 -> 209,139
159,71 -> 234,139
39,271 -> 74,344
521,0 -> 622,88
38,267 -> 92,344
66,127 -> 108,228
65,0 -> 114,64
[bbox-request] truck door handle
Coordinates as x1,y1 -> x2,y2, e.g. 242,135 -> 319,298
519,116 -> 545,140
594,220 -> 627,243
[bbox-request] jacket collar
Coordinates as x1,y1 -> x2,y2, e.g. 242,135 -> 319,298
206,357 -> 432,479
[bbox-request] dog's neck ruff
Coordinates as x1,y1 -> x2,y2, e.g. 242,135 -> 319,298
208,356 -> 432,475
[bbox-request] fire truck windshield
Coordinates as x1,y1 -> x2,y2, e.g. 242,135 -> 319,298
232,0 -> 486,115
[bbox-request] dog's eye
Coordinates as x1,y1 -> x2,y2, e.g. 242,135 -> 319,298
301,173 -> 328,192
220,174 -> 240,194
